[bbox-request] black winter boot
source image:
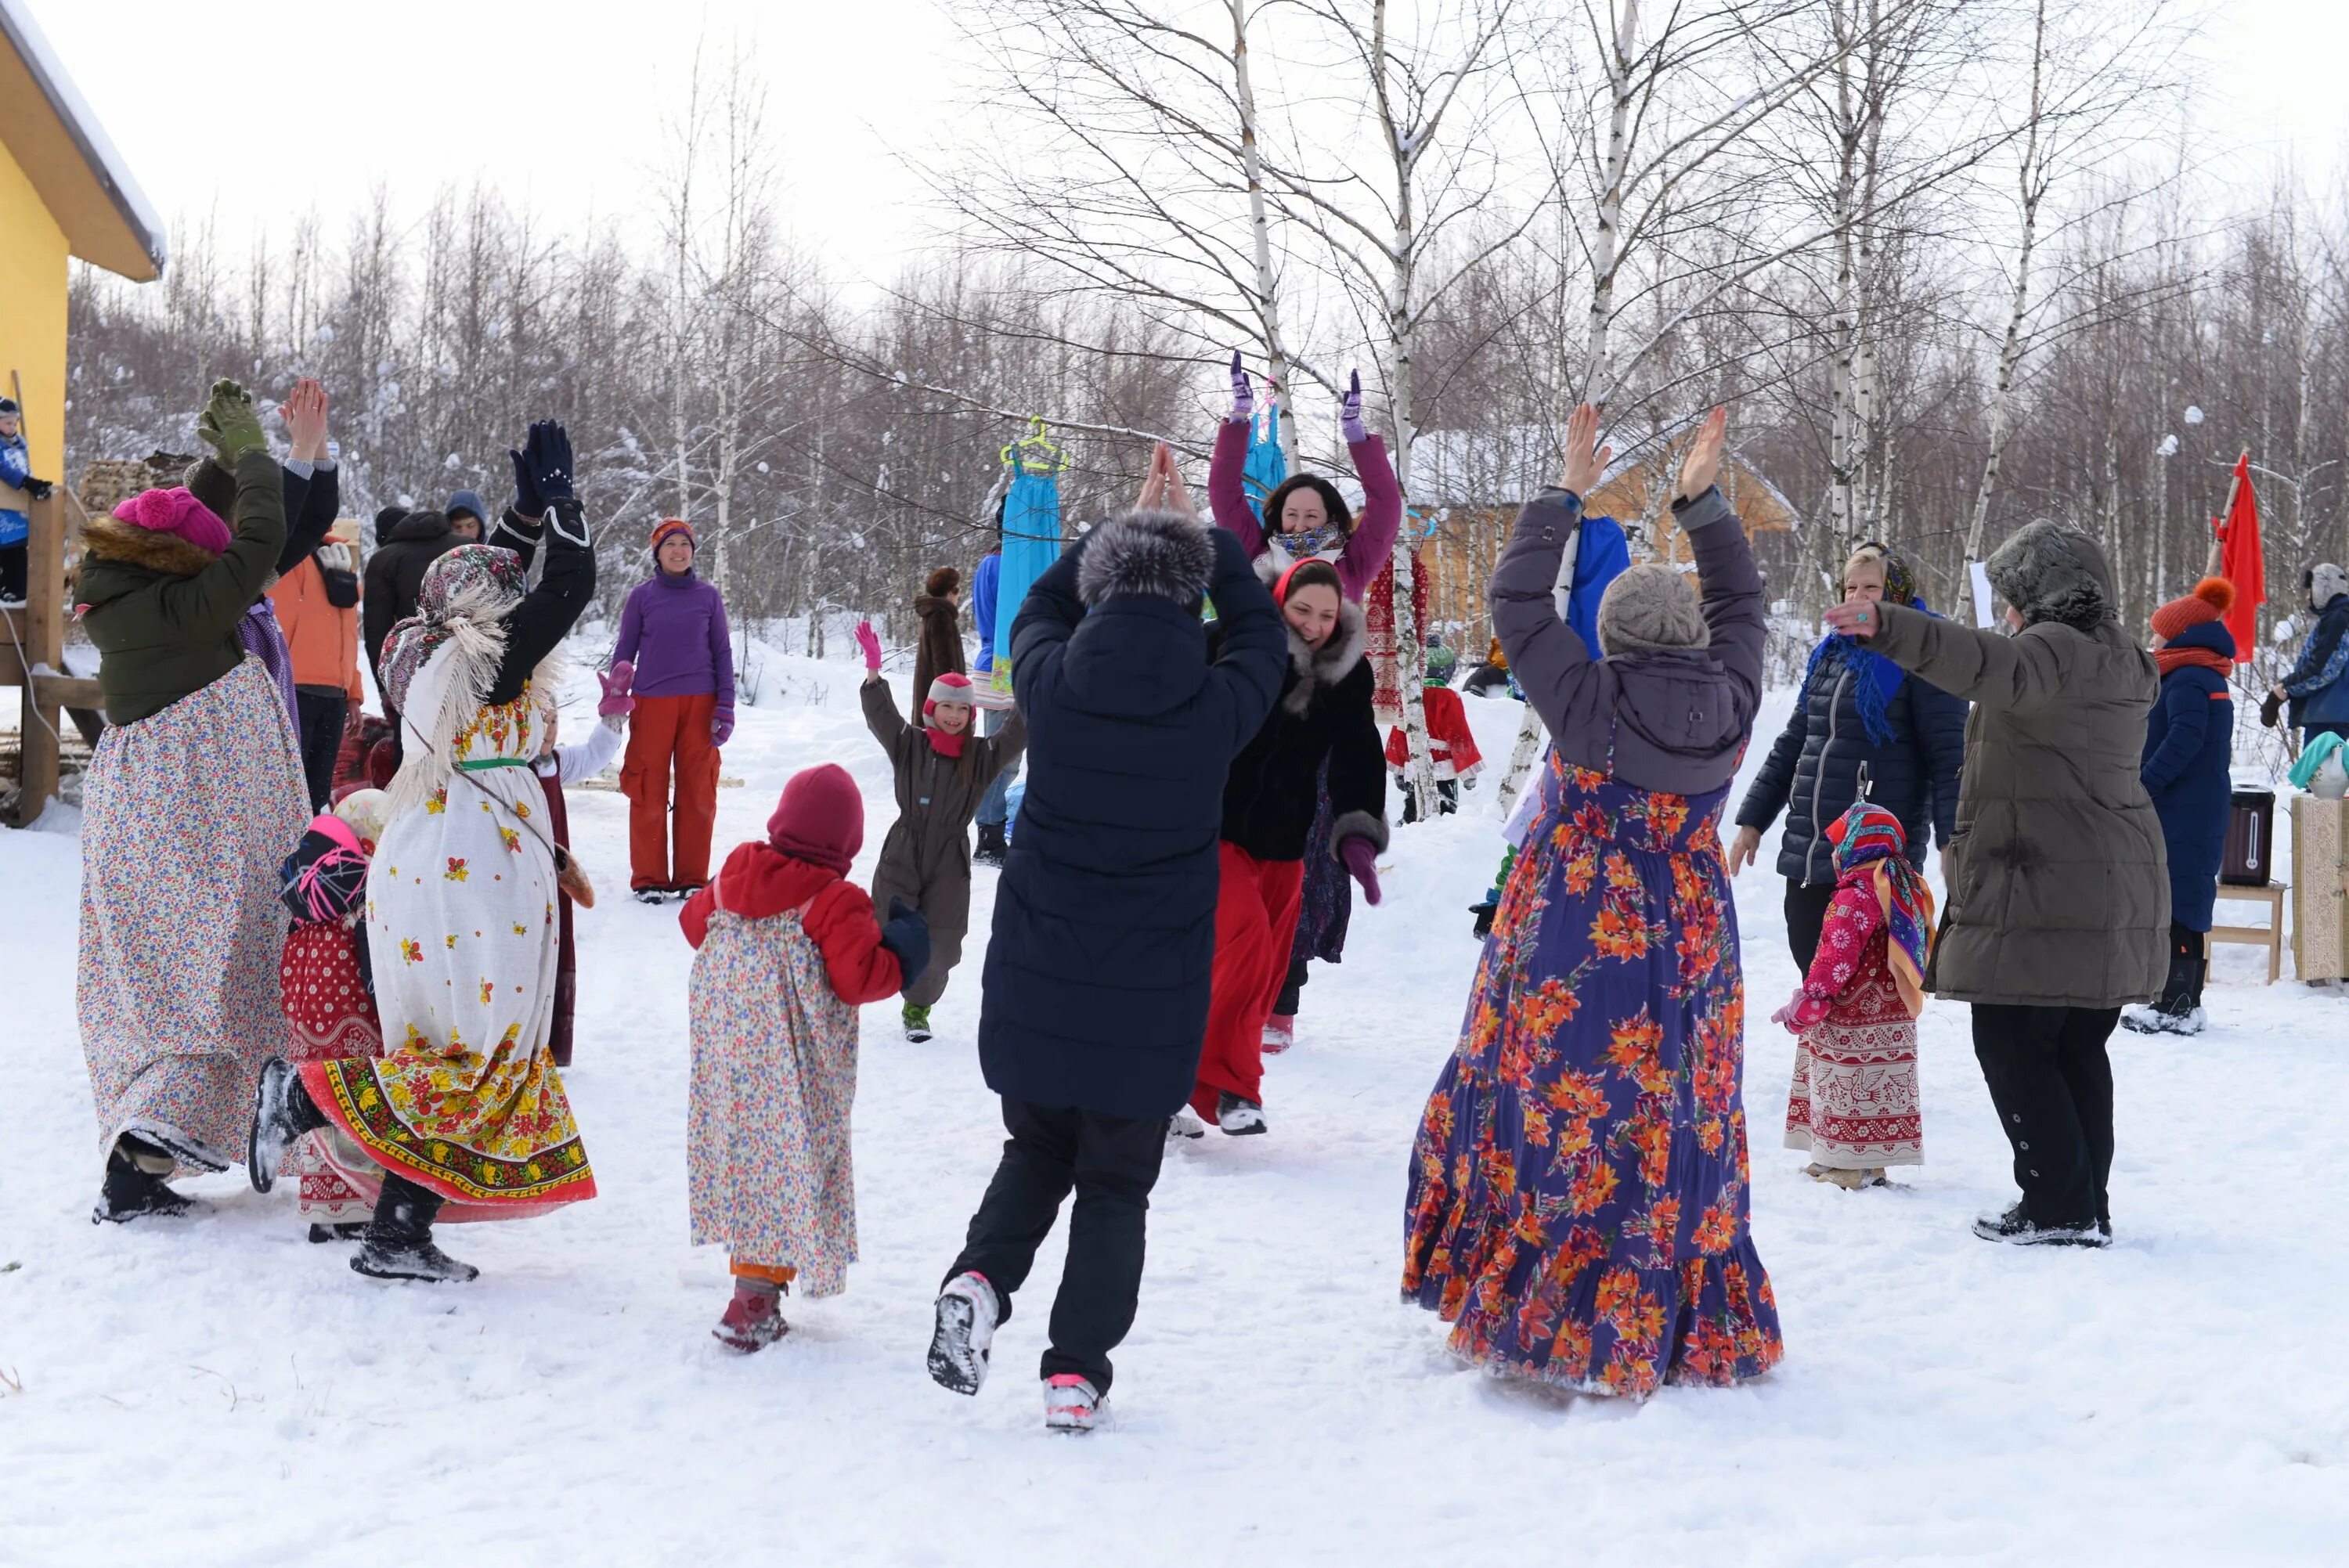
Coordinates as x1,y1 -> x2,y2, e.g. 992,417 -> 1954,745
92,1137 -> 197,1224
352,1173 -> 478,1283
247,1058 -> 327,1193
973,821 -> 1009,867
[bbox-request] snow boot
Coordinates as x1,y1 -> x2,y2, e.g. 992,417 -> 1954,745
904,1004 -> 934,1044
1469,899 -> 1498,939
308,1223 -> 367,1243
713,1280 -> 789,1353
1807,1164 -> 1886,1191
1972,1202 -> 2109,1249
92,1139 -> 197,1224
1043,1374 -> 1104,1433
1261,1014 -> 1295,1054
972,821 -> 1009,868
632,885 -> 671,905
928,1271 -> 1000,1395
247,1058 -> 326,1194
352,1175 -> 478,1282
1167,1109 -> 1207,1141
1216,1092 -> 1266,1137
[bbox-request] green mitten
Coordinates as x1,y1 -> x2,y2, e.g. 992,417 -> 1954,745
196,378 -> 267,462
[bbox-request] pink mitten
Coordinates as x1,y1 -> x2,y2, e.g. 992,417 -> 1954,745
1338,835 -> 1382,906
854,618 -> 883,675
597,661 -> 635,718
1770,991 -> 1806,1033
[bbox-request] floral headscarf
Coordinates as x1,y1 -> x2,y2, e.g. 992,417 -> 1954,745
377,544 -> 528,715
1828,799 -> 1935,1018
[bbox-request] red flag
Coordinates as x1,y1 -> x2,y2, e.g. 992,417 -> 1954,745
2214,453 -> 2264,665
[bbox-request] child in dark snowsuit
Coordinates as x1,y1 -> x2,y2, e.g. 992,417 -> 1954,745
855,619 -> 1025,1041
682,764 -> 930,1352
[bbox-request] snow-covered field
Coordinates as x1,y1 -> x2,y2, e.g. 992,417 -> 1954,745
4,660 -> 2346,1566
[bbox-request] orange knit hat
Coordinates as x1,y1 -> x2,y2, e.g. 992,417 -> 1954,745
650,517 -> 696,554
2150,576 -> 2234,641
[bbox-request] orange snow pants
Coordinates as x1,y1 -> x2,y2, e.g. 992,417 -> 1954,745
624,692 -> 720,891
1192,842 -> 1304,1119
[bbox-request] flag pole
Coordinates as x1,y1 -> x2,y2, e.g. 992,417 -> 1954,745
2206,447 -> 2247,579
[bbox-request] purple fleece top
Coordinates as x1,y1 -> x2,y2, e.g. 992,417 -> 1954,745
1207,417 -> 1402,604
612,569 -> 736,707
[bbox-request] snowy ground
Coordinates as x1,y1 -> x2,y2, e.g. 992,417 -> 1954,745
4,658 -> 2347,1566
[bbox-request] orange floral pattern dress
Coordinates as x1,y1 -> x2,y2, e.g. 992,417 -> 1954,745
298,682 -> 594,1212
1402,752 -> 1782,1398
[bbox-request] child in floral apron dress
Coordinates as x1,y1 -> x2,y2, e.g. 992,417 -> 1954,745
680,764 -> 931,1351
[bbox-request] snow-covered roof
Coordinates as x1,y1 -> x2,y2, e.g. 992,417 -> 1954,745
0,0 -> 168,280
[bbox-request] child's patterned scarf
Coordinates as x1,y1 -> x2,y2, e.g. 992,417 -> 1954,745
1829,800 -> 1935,1018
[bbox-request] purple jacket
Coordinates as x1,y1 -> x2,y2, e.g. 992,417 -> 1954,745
1490,485 -> 1764,797
1207,419 -> 1402,604
612,569 -> 736,707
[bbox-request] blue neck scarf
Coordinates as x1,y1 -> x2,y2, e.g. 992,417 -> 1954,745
1799,633 -> 1907,747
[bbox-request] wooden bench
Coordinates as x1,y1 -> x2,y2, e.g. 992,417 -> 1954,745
2207,881 -> 2288,985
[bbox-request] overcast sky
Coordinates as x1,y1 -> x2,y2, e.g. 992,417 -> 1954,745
27,0 -> 2349,287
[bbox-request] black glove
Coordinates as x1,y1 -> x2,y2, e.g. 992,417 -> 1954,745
507,442 -> 542,519
23,478 -> 53,500
879,895 -> 932,993
2261,690 -> 2285,729
1470,899 -> 1497,939
515,420 -> 575,508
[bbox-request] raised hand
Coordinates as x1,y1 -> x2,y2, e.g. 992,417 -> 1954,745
521,420 -> 575,507
1229,351 -> 1254,422
1340,369 -> 1367,445
507,439 -> 543,519
1676,404 -> 1727,502
1557,401 -> 1610,499
853,618 -> 884,676
277,378 -> 329,462
196,379 -> 268,463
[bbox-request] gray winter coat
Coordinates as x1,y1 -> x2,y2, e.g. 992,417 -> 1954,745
862,678 -> 1026,1008
1488,485 -> 1766,796
1866,521 -> 2167,1008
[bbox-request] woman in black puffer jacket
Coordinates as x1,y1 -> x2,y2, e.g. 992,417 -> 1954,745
1730,543 -> 1966,970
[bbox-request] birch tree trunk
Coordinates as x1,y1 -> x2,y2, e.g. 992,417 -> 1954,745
1229,0 -> 1298,469
1965,0 -> 2047,562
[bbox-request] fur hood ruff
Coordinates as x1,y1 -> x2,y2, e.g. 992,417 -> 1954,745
80,512 -> 222,581
1078,510 -> 1215,607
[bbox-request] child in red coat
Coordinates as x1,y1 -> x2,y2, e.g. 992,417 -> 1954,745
681,763 -> 931,1351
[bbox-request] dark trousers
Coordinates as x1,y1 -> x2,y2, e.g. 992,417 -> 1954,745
294,688 -> 349,811
947,1096 -> 1169,1393
1275,950 -> 1309,1017
1970,1004 -> 2119,1228
1784,878 -> 1838,974
0,542 -> 24,601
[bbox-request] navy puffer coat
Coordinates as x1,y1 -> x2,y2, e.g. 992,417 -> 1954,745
1736,644 -> 1967,884
978,512 -> 1288,1120
2141,619 -> 2236,932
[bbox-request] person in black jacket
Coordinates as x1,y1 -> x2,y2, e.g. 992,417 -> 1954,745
363,507 -> 462,684
1730,542 -> 1965,970
928,495 -> 1286,1432
1191,557 -> 1387,1136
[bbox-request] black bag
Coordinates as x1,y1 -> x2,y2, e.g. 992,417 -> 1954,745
2221,788 -> 2275,885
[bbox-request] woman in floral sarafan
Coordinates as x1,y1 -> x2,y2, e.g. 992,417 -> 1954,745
247,422 -> 598,1283
1402,404 -> 1783,1399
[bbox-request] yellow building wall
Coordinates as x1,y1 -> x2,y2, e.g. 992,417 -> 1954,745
0,134 -> 70,481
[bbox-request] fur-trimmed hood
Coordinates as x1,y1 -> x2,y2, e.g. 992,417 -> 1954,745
78,511 -> 222,591
1254,550 -> 1369,716
1078,510 -> 1215,607
1988,520 -> 2114,632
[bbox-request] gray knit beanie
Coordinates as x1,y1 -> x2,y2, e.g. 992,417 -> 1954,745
1597,564 -> 1708,654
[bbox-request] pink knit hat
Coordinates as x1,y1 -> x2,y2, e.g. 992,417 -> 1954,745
924,671 -> 974,720
114,488 -> 231,556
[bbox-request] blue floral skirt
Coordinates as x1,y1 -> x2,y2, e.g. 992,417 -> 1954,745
1402,753 -> 1782,1398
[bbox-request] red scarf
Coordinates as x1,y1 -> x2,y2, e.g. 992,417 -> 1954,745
926,726 -> 967,759
2154,644 -> 2232,680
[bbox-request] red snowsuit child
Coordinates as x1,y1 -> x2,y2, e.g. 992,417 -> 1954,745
681,763 -> 930,1352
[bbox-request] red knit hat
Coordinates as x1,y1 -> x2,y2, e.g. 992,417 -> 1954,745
650,517 -> 696,554
2151,576 -> 2235,641
766,763 -> 863,873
